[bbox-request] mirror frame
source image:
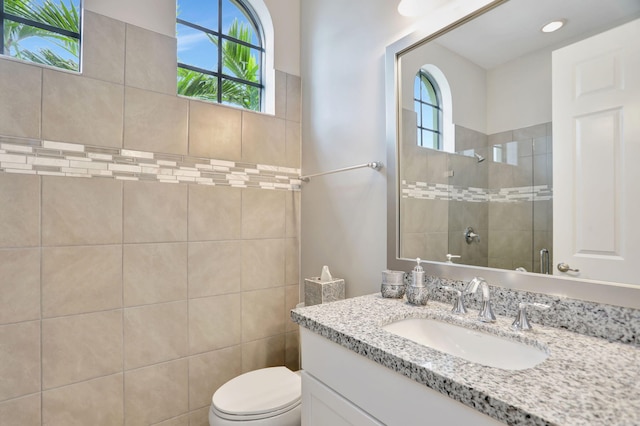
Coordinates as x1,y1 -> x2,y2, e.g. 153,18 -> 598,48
385,0 -> 640,309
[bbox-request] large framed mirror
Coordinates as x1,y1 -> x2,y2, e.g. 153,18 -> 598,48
386,0 -> 640,307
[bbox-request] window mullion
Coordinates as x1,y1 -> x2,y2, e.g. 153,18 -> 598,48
3,12 -> 80,40
217,0 -> 223,104
1,1 -> 5,55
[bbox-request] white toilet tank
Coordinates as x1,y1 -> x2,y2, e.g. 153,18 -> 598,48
209,367 -> 301,426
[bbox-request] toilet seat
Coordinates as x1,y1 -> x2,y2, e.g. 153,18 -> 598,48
212,367 -> 301,421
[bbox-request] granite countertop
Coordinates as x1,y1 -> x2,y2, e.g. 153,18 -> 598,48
291,293 -> 640,426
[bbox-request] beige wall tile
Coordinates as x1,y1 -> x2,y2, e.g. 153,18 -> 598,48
285,238 -> 299,287
123,243 -> 188,306
242,239 -> 285,291
0,59 -> 41,139
274,70 -> 287,119
285,284 -> 300,333
188,346 -> 242,410
152,414 -> 190,426
82,12 -> 125,84
125,24 -> 177,94
0,321 -> 40,401
241,188 -> 285,239
124,301 -> 188,370
188,185 -> 241,241
0,173 -> 40,248
241,335 -> 285,373
188,407 -> 210,426
188,241 -> 242,298
124,87 -> 188,155
286,74 -> 301,123
285,331 -> 300,372
0,249 -> 39,324
241,112 -> 286,165
188,101 -> 242,161
242,287 -> 285,342
189,294 -> 241,355
285,120 -> 301,168
42,374 -> 123,426
42,245 -> 122,318
42,311 -> 122,389
0,394 -> 40,426
42,70 -> 124,148
124,359 -> 188,426
124,180 -> 188,243
42,176 -> 122,246
285,190 -> 300,238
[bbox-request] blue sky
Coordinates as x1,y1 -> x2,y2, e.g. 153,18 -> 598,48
177,0 -> 259,71
5,0 -> 80,68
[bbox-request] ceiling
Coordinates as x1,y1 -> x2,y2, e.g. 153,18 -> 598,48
434,0 -> 640,69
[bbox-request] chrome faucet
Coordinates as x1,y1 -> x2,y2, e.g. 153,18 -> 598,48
464,277 -> 496,322
512,302 -> 550,331
442,286 -> 467,314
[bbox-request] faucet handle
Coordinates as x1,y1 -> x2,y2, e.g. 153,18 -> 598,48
442,286 -> 467,314
512,302 -> 550,331
478,300 -> 496,322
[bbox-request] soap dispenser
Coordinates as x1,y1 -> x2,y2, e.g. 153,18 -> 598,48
406,258 -> 429,305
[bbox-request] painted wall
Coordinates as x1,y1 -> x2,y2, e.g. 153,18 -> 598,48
486,48 -> 552,134
299,0 -> 498,297
400,41 -> 487,134
300,0 -> 413,298
0,1 -> 301,425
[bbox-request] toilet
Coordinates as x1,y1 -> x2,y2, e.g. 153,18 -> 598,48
209,366 -> 302,426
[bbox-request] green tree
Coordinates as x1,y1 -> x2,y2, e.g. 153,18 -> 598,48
3,0 -> 80,71
178,19 -> 260,111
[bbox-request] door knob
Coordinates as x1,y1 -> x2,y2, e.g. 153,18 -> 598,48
557,262 -> 580,273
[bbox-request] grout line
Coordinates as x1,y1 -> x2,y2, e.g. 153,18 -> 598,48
38,172 -> 43,425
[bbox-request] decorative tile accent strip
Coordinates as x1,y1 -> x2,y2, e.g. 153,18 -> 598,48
0,136 -> 301,191
402,180 -> 552,202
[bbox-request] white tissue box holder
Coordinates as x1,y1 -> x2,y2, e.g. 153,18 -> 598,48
304,277 -> 345,307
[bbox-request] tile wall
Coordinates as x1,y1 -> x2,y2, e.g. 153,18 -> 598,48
400,112 -> 553,271
0,10 -> 301,426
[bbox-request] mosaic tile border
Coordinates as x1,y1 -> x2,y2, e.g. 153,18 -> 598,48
0,136 -> 302,191
402,180 -> 552,203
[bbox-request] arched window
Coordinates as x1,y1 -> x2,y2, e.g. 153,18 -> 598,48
1,0 -> 81,72
414,70 -> 442,150
177,0 -> 265,112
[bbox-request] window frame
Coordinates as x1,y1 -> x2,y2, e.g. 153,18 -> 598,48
414,70 -> 443,150
176,0 -> 265,111
0,0 -> 82,70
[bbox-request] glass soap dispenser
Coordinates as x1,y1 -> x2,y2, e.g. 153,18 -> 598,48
406,258 -> 429,305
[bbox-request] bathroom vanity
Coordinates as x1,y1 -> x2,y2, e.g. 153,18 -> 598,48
292,293 -> 640,425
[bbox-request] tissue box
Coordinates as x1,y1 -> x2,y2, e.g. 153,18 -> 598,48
304,277 -> 345,307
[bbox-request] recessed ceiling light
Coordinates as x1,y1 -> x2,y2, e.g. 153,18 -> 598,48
541,20 -> 566,33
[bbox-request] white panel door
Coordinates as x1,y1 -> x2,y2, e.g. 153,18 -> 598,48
552,18 -> 640,284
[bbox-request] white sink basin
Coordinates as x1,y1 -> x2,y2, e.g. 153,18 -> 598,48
382,318 -> 548,370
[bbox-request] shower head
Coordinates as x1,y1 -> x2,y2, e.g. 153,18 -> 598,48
474,153 -> 485,163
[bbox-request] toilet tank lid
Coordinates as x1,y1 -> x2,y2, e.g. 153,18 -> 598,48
212,367 -> 301,416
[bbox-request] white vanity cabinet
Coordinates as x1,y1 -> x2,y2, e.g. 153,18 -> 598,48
300,328 -> 505,426
302,372 -> 383,426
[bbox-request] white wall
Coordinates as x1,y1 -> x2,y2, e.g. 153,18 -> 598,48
265,0 -> 300,76
84,0 -> 176,36
400,41 -> 487,134
300,0 -> 415,297
486,48 -> 551,134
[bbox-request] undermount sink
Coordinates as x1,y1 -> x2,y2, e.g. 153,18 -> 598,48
382,318 -> 548,370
